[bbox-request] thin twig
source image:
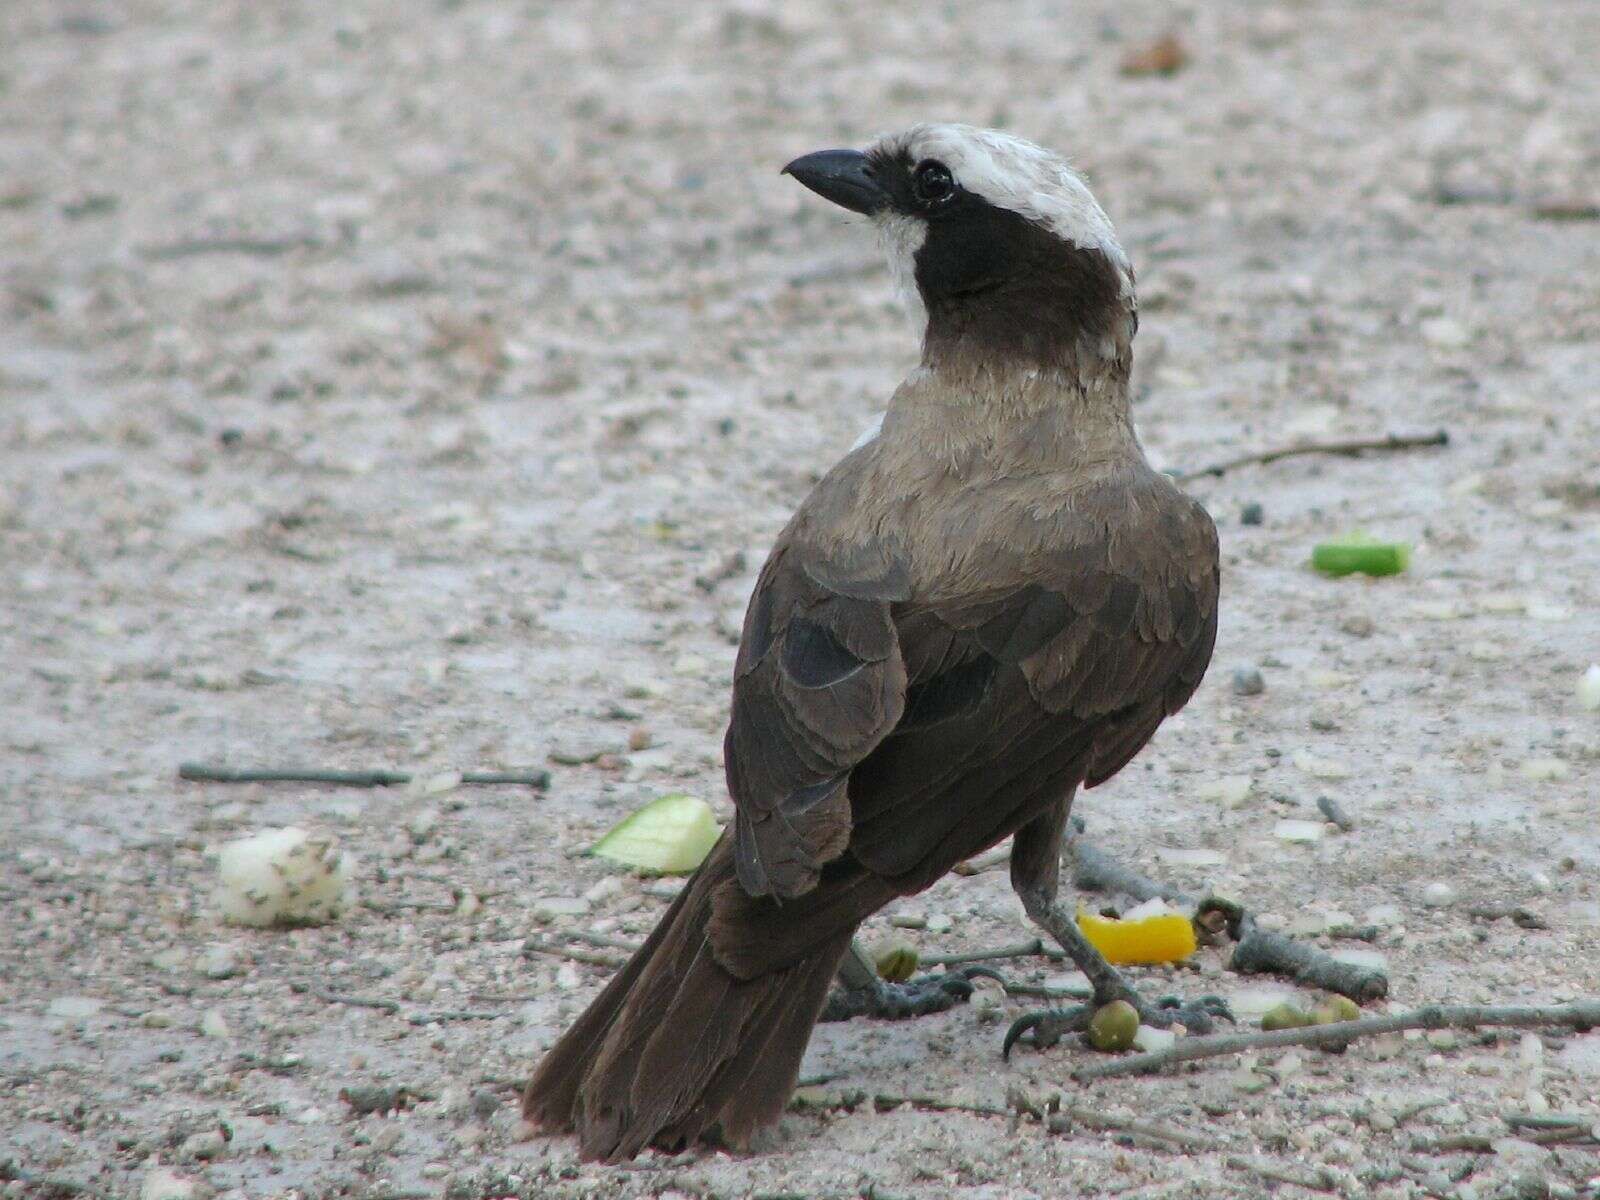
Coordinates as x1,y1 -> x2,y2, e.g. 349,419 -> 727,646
564,930 -> 644,953
919,938 -> 1067,967
522,936 -> 627,969
179,762 -> 550,789
1225,1155 -> 1339,1194
1502,1112 -> 1597,1131
1465,902 -> 1548,929
1004,980 -> 1095,1001
140,236 -> 323,260
1072,1001 -> 1600,1081
790,1087 -> 1008,1119
406,1010 -> 502,1025
307,988 -> 399,1014
1059,1105 -> 1219,1152
1173,429 -> 1449,483
1394,1098 -> 1449,1126
1073,840 -> 1188,906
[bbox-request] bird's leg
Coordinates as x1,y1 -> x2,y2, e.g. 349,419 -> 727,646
1003,796 -> 1231,1057
818,939 -> 1005,1023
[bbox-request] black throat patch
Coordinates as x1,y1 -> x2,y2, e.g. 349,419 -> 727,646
916,202 -> 1127,371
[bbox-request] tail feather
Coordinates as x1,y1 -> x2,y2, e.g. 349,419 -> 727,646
520,870 -> 699,1132
523,836 -> 859,1161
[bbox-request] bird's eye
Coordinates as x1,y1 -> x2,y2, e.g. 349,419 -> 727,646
912,160 -> 955,206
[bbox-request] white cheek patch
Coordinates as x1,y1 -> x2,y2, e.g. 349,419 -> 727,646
874,211 -> 928,337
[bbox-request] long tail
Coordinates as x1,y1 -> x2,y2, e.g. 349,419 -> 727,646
523,836 -> 865,1161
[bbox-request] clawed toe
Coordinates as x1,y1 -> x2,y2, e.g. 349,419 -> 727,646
1002,1006 -> 1090,1059
1144,992 -> 1234,1035
821,965 -> 1011,1023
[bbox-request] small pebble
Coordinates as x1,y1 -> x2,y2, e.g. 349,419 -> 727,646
1426,1030 -> 1459,1051
1198,775 -> 1253,808
1421,882 -> 1457,908
1578,664 -> 1600,712
200,947 -> 241,980
177,1129 -> 227,1162
1232,1068 -> 1270,1094
1364,904 -> 1403,927
415,771 -> 461,796
583,875 -> 626,905
407,807 -> 441,842
47,996 -> 102,1020
532,896 -> 591,922
1339,614 -> 1374,638
200,1009 -> 230,1039
471,1088 -> 501,1120
1240,502 -> 1264,526
1520,758 -> 1570,782
925,913 -> 954,934
141,1169 -> 212,1200
1231,666 -> 1265,696
1421,316 -> 1472,348
1274,819 -> 1326,844
1132,1025 -> 1176,1053
548,742 -> 608,766
1292,751 -> 1354,780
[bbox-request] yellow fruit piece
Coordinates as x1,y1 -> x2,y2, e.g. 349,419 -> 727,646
1076,909 -> 1197,965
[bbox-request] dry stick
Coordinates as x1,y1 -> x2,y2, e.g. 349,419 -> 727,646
564,930 -> 644,954
407,1010 -> 501,1025
178,762 -> 551,789
1229,913 -> 1388,1002
1073,1001 -> 1600,1082
920,938 -> 1067,967
522,936 -> 626,969
313,990 -> 400,1014
1225,1156 -> 1339,1194
1073,840 -> 1186,905
1173,429 -> 1449,483
1502,1112 -> 1598,1132
1058,1105 -> 1219,1153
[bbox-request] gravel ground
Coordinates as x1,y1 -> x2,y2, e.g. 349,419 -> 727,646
3,1 -> 1599,1197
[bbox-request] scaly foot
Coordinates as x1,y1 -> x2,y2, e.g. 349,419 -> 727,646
1002,989 -> 1232,1058
820,965 -> 1007,1023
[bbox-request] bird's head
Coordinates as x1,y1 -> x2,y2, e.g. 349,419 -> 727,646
784,124 -> 1135,383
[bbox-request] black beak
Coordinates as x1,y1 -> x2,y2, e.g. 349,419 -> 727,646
781,149 -> 886,216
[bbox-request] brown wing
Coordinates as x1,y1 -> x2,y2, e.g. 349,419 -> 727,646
722,471 -> 1217,930
847,488 -> 1218,890
723,541 -> 908,899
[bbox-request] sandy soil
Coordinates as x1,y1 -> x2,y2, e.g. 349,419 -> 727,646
3,1 -> 1599,1197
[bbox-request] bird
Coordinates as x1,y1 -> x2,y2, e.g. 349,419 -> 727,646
523,123 -> 1222,1162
